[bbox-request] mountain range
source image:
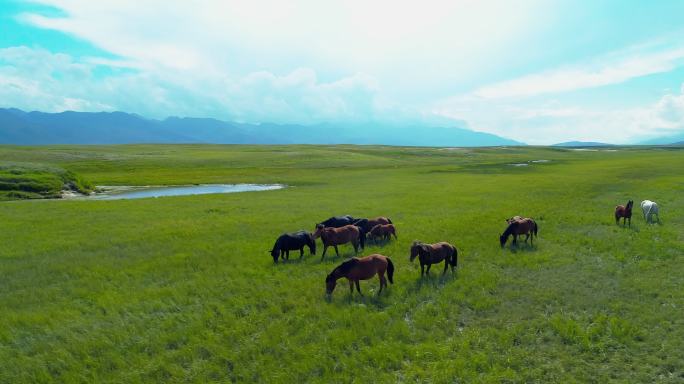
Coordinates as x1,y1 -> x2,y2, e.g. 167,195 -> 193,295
0,108 -> 523,146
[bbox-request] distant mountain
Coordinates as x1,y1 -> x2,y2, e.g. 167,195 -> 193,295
552,141 -> 615,147
0,108 -> 524,146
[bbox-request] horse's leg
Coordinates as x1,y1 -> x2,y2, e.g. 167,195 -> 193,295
300,247 -> 304,258
378,273 -> 386,294
443,259 -> 448,275
286,250 -> 290,260
426,264 -> 432,276
334,245 -> 340,257
420,263 -> 425,277
321,245 -> 328,260
349,280 -> 354,296
355,280 -> 362,296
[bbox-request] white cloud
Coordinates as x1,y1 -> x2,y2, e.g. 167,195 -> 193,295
433,85 -> 684,144
6,1 -> 684,144
0,46 -> 391,124
472,46 -> 684,99
19,0 -> 548,90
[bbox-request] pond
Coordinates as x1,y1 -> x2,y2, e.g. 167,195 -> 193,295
78,184 -> 285,200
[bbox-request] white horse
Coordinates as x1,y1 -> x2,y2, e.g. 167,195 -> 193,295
641,200 -> 660,223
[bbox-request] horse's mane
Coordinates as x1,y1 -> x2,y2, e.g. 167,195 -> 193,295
335,258 -> 359,274
502,221 -> 519,236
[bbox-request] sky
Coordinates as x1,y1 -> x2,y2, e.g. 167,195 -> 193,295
1,0 -> 684,144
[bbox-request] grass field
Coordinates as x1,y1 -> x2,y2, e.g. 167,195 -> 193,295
0,144 -> 683,383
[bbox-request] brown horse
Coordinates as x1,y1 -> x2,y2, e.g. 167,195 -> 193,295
369,224 -> 397,242
325,254 -> 394,296
313,224 -> 363,260
367,216 -> 392,228
615,200 -> 633,227
500,218 -> 538,247
409,241 -> 458,276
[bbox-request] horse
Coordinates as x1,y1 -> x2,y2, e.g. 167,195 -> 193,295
313,224 -> 364,260
368,224 -> 397,243
315,215 -> 356,230
615,200 -> 633,227
641,200 -> 660,224
352,216 -> 393,233
325,254 -> 394,296
269,230 -> 316,263
409,241 -> 458,276
352,217 -> 393,242
500,218 -> 538,247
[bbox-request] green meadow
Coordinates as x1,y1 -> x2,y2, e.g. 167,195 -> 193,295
0,144 -> 683,383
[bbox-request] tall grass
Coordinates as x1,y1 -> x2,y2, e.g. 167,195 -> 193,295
0,145 -> 682,383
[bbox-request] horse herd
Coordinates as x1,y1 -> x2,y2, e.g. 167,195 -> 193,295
269,214 -> 536,296
615,199 -> 661,227
270,199 -> 660,297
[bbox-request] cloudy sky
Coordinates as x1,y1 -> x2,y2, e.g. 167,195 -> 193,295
2,0 -> 684,144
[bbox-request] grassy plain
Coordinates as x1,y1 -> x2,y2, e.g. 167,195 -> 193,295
0,144 -> 683,383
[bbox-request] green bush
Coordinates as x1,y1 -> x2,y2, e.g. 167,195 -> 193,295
0,163 -> 94,199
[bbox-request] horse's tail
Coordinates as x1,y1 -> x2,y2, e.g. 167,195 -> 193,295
386,257 -> 394,284
387,217 -> 393,224
450,247 -> 458,268
533,220 -> 538,238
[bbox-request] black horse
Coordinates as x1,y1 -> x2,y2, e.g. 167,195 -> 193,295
316,215 -> 356,229
270,230 -> 316,262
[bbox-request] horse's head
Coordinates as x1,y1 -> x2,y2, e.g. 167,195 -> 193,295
270,249 -> 279,263
409,241 -> 421,262
312,224 -> 325,239
627,200 -> 634,209
325,273 -> 337,295
499,234 -> 507,248
307,233 -> 317,255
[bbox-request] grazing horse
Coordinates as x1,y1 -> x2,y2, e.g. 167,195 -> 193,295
641,200 -> 660,223
500,218 -> 538,247
615,200 -> 634,227
313,224 -> 364,260
269,230 -> 316,262
316,215 -> 356,230
368,224 -> 397,242
409,241 -> 458,276
325,254 -> 394,296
